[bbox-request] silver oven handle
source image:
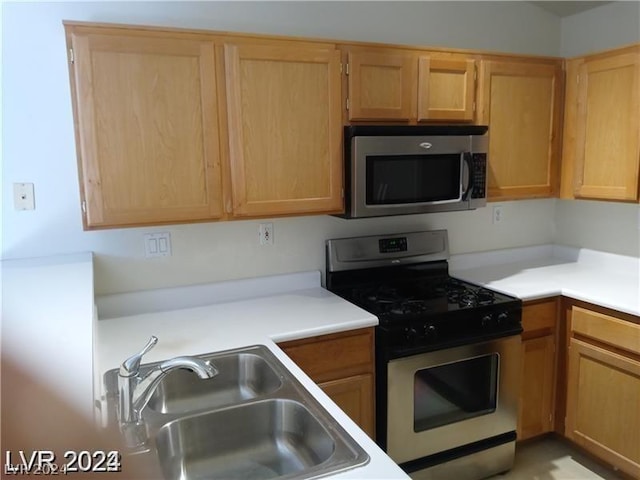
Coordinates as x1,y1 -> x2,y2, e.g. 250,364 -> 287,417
462,152 -> 473,201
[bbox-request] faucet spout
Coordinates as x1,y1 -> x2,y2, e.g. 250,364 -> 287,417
160,356 -> 219,379
131,357 -> 218,416
117,337 -> 219,450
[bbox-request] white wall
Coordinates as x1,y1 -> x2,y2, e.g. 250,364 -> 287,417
554,200 -> 639,257
561,1 -> 640,57
556,1 -> 640,259
2,2 -> 562,294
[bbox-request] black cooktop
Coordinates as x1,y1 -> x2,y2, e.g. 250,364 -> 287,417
326,230 -> 522,355
333,275 -> 519,325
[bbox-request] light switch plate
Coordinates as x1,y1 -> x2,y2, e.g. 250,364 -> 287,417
13,183 -> 35,210
144,232 -> 172,258
259,223 -> 274,245
492,206 -> 503,224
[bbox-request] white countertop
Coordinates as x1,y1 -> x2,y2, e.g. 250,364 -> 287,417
450,245 -> 639,316
95,271 -> 407,480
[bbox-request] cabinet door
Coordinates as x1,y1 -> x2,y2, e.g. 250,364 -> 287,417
225,44 -> 343,216
417,57 -> 475,122
566,338 -> 640,478
347,50 -> 416,121
478,60 -> 562,200
573,50 -> 640,201
320,374 -> 374,438
518,335 -> 555,441
518,299 -> 557,441
68,30 -> 223,228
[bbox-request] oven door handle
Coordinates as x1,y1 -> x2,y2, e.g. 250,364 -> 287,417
462,152 -> 473,201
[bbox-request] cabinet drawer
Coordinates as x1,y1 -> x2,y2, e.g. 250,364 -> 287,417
278,328 -> 374,383
522,299 -> 557,337
572,306 -> 640,355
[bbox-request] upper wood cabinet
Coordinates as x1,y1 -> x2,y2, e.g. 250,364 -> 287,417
478,58 -> 563,201
346,49 -> 417,121
344,47 -> 476,123
561,45 -> 640,202
65,23 -> 345,228
224,43 -> 343,216
417,56 -> 475,122
66,27 -> 224,228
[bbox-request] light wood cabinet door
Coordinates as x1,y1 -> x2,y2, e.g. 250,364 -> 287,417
573,49 -> 640,201
518,335 -> 555,441
478,59 -> 562,200
67,29 -> 223,228
319,374 -> 374,438
347,50 -> 416,121
418,57 -> 475,122
518,299 -> 557,441
565,338 -> 640,478
225,44 -> 343,217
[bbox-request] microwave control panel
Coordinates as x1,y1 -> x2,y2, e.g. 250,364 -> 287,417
471,154 -> 487,199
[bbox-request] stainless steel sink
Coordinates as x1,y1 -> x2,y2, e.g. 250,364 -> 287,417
156,399 -> 335,480
147,352 -> 282,414
102,345 -> 369,480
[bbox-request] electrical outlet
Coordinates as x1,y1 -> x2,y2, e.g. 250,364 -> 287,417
13,183 -> 35,210
492,206 -> 503,224
259,223 -> 274,245
144,232 -> 172,258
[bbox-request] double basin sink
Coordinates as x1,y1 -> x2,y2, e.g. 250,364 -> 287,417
103,345 -> 369,479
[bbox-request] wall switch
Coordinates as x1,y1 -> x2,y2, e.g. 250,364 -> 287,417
13,183 -> 35,210
492,206 -> 503,224
259,223 -> 274,245
144,232 -> 172,258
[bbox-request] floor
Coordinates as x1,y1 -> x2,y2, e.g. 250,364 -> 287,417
493,437 -> 625,480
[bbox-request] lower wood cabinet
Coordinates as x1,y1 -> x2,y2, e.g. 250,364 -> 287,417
518,298 -> 558,441
317,373 -> 374,437
278,328 -> 375,438
565,306 -> 640,478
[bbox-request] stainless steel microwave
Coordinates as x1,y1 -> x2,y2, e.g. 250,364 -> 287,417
340,125 -> 488,218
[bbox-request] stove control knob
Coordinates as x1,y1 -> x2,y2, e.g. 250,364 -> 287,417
423,324 -> 437,340
497,312 -> 509,325
481,314 -> 496,329
404,327 -> 418,343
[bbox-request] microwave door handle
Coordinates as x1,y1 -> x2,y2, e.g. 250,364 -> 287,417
461,152 -> 473,201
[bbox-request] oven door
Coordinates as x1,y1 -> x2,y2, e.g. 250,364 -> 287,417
386,335 -> 521,464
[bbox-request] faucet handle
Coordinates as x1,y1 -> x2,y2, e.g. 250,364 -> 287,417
120,336 -> 158,377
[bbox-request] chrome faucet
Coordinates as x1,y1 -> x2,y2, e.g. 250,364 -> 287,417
117,336 -> 218,449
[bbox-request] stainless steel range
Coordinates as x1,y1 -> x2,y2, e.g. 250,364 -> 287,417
326,230 -> 522,480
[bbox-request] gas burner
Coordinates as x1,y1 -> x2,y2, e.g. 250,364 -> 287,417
476,288 -> 496,306
444,280 -> 497,308
365,287 -> 401,304
389,300 -> 433,316
458,292 -> 478,307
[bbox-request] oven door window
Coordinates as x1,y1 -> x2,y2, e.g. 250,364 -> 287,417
366,154 -> 462,205
414,353 -> 498,432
